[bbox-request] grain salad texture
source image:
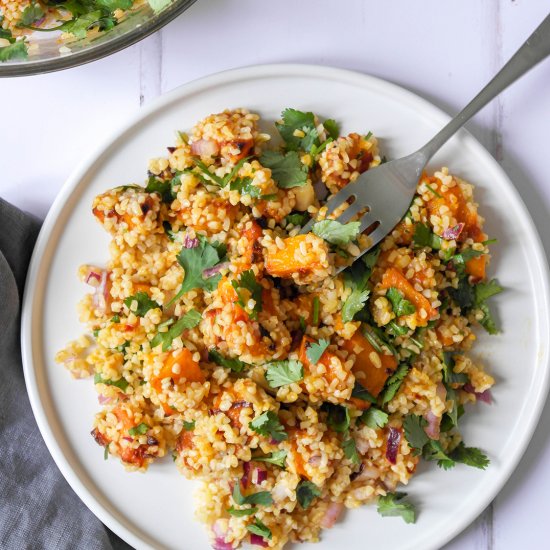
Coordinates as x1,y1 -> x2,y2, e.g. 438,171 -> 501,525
56,107 -> 501,549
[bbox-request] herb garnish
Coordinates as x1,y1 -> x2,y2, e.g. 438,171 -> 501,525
252,450 -> 288,468
296,480 -> 321,509
265,360 -> 304,388
312,219 -> 361,246
231,269 -> 263,319
150,309 -> 201,351
249,411 -> 287,442
377,492 -> 416,524
208,348 -> 249,372
260,150 -> 308,189
124,291 -> 160,317
305,338 -> 330,364
94,373 -> 129,391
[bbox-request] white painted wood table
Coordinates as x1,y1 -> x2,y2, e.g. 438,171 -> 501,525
2,0 -> 550,548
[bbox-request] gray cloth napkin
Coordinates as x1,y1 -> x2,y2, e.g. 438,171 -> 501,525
0,198 -> 133,550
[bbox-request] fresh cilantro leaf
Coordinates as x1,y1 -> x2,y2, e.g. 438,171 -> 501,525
94,373 -> 129,391
451,248 -> 484,276
252,450 -> 288,468
128,422 -> 149,436
386,287 -> 416,317
351,382 -> 377,404
111,314 -> 120,323
312,219 -> 361,246
441,352 -> 469,385
17,2 -> 45,27
441,403 -> 464,432
474,279 -> 503,303
296,480 -> 322,509
124,291 -> 159,317
343,435 -> 360,464
285,212 -> 310,227
323,404 -> 350,433
168,236 -> 224,305
249,411 -> 288,442
232,483 -> 273,506
423,440 -> 455,469
150,309 -> 201,351
387,321 -> 408,337
60,12 -> 115,39
246,518 -> 272,540
182,420 -> 195,431
450,442 -> 490,470
194,157 -> 249,188
312,296 -> 320,326
402,414 -> 429,455
381,364 -> 410,404
323,119 -> 339,140
0,40 -> 27,61
0,24 -> 15,42
342,288 -> 370,323
96,0 -> 133,10
412,223 -> 442,250
360,407 -> 389,429
231,269 -> 263,319
425,183 -> 443,199
230,177 -> 262,198
305,338 -> 330,364
145,176 -> 173,203
276,108 -> 319,152
163,221 -> 179,241
208,348 -> 248,372
448,277 -> 475,310
377,492 -> 416,524
478,303 -> 499,334
265,360 -> 304,388
227,506 -> 257,517
260,150 -> 308,189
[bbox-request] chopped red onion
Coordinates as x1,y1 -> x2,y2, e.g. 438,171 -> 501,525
211,519 -> 232,549
250,534 -> 268,547
98,394 -> 112,405
442,223 -> 465,241
85,270 -> 102,286
424,410 -> 441,440
92,270 -> 109,312
122,436 -> 133,442
255,467 -> 267,484
464,383 -> 493,404
203,262 -> 230,278
242,461 -> 251,489
320,502 -> 344,529
191,138 -> 219,158
212,538 -> 233,550
385,427 -> 401,464
184,234 -> 199,249
308,455 -> 322,466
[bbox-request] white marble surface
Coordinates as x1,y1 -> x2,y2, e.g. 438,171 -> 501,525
2,0 -> 550,548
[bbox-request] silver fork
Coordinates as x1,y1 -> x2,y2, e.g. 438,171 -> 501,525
300,13 -> 550,268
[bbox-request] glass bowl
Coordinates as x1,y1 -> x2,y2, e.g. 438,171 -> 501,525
0,0 -> 196,77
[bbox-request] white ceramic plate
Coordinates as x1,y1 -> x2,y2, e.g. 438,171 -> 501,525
22,64 -> 550,550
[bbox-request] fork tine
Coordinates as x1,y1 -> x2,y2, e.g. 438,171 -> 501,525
358,211 -> 381,234
335,200 -> 363,224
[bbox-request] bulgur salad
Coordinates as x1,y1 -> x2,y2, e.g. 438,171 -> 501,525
0,0 -> 168,61
56,108 -> 502,549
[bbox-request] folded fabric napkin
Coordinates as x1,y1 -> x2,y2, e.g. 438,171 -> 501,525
0,198 -> 132,550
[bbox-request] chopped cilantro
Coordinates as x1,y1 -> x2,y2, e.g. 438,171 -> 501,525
111,314 -> 120,323
296,480 -> 322,509
305,338 -> 330,364
230,177 -> 262,198
441,352 -> 469,385
232,483 -> 273,507
124,291 -> 159,317
265,360 -> 304,388
94,373 -> 129,391
351,382 -> 377,404
448,277 -> 475,310
342,435 -> 360,464
342,288 -> 370,323
0,40 -> 27,62
285,212 -> 310,227
387,321 -> 408,337
227,506 -> 257,517
182,420 -> 195,431
412,223 -> 442,250
163,221 -> 178,241
231,269 -> 263,319
260,150 -> 308,189
360,407 -> 389,429
128,422 -> 149,437
312,219 -> 360,246
386,287 -> 416,317
167,236 -> 225,305
246,518 -> 272,540
249,411 -> 287,442
145,176 -> 173,203
208,348 -> 248,372
449,442 -> 490,470
425,183 -> 442,198
17,2 -> 45,27
365,131 -> 373,140
252,450 -> 288,468
195,156 -> 249,188
92,329 -> 100,338
276,108 -> 319,152
323,403 -> 350,433
377,492 -> 416,524
150,309 -> 201,351
402,414 -> 429,455
382,363 -> 410,404
312,296 -> 320,326
323,119 -> 339,140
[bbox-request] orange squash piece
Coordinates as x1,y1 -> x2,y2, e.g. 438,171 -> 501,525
265,235 -> 323,278
381,267 -> 438,325
150,348 -> 204,394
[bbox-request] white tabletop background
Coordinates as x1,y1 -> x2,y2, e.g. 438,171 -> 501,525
2,0 -> 550,548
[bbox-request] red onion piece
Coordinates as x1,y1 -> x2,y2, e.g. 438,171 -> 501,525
385,427 -> 401,464
203,262 -> 230,279
211,519 -> 233,549
424,410 -> 441,440
191,139 -> 219,158
98,394 -> 112,405
92,270 -> 108,312
464,383 -> 493,404
308,455 -> 322,466
122,436 -> 133,442
250,534 -> 268,547
85,270 -> 102,286
184,234 -> 199,249
33,15 -> 46,27
442,223 -> 465,240
242,461 -> 251,489
255,467 -> 267,484
212,538 -> 233,550
320,502 -> 344,529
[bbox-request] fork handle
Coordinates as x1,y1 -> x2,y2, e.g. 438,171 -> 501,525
419,12 -> 550,161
